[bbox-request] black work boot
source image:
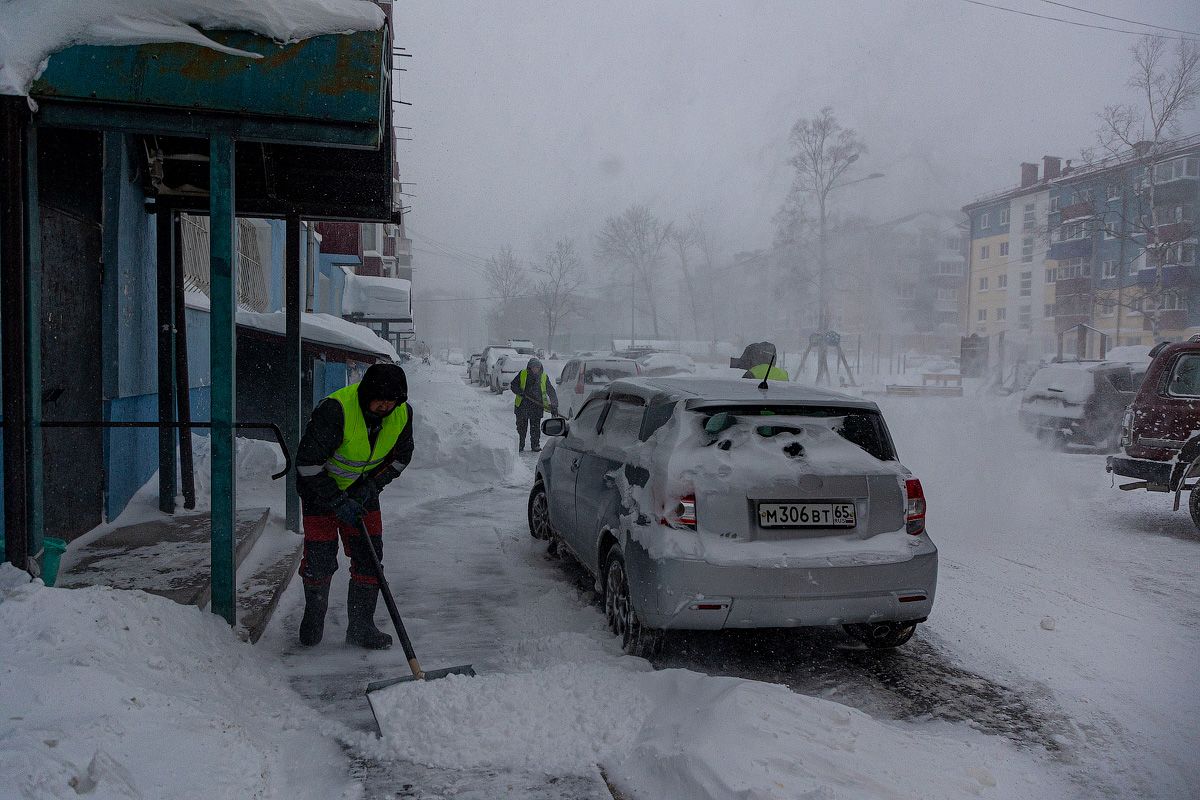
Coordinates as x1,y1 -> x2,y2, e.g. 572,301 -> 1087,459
345,582 -> 393,650
298,583 -> 330,646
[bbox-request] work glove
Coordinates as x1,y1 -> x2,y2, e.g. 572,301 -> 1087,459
550,405 -> 559,417
332,493 -> 366,526
349,476 -> 380,506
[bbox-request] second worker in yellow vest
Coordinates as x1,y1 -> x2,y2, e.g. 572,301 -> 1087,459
510,357 -> 558,453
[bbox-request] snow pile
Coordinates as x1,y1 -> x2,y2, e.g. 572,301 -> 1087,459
237,309 -> 400,362
341,273 -> 412,320
405,364 -> 526,484
0,564 -> 351,800
370,630 -> 1068,800
0,0 -> 385,96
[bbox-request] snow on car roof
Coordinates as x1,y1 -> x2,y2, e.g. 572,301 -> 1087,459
611,377 -> 881,410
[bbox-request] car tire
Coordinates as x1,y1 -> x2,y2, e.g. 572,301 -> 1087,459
1189,487 -> 1200,532
843,621 -> 918,649
528,482 -> 553,541
604,549 -> 663,658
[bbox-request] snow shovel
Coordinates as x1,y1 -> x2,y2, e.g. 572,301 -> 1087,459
356,518 -> 476,735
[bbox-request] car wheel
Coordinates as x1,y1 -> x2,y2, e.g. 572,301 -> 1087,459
604,550 -> 662,657
843,621 -> 918,649
1189,487 -> 1200,532
528,482 -> 552,541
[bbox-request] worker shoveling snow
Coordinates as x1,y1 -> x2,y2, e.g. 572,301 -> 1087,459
364,630 -> 1070,800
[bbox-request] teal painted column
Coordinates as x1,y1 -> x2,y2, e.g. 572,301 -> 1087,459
209,134 -> 237,625
284,214 -> 302,533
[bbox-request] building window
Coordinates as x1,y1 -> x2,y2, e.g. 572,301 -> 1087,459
977,308 -> 987,322
980,244 -> 990,260
1044,303 -> 1056,318
1019,272 -> 1032,296
1022,236 -> 1035,262
999,208 -> 1010,225
980,212 -> 990,229
1102,260 -> 1118,279
1107,184 -> 1121,201
944,236 -> 961,252
1019,305 -> 1032,327
998,274 -> 1008,289
979,276 -> 988,291
937,288 -> 959,301
1103,222 -> 1118,239
934,261 -> 964,276
1023,203 -> 1035,232
1049,195 -> 1060,212
997,307 -> 1007,321
1059,221 -> 1087,242
1154,157 -> 1200,183
1045,268 -> 1056,283
1164,243 -> 1197,265
896,285 -> 916,300
999,241 -> 1009,257
1100,299 -> 1116,316
1056,257 -> 1091,280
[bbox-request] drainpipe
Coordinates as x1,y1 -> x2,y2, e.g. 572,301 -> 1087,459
305,222 -> 317,313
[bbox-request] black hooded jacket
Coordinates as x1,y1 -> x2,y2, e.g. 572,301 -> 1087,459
297,364 -> 415,515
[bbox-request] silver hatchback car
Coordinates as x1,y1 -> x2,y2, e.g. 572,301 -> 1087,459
528,378 -> 937,654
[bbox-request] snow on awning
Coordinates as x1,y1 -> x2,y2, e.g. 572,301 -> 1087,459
342,273 -> 412,322
237,309 -> 399,362
0,0 -> 385,96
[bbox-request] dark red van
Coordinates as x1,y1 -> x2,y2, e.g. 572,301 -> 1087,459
1107,339 -> 1200,528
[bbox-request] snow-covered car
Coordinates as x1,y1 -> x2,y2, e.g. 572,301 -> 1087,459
529,377 -> 936,655
466,353 -> 483,380
637,351 -> 696,377
1019,361 -> 1145,450
556,357 -> 641,418
446,348 -> 465,366
480,346 -> 517,388
507,339 -> 536,354
492,353 -> 524,393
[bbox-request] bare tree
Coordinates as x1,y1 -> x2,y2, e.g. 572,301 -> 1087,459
531,239 -> 584,352
483,245 -> 529,338
1084,36 -> 1200,340
688,211 -> 724,343
668,223 -> 703,339
595,205 -> 673,339
782,107 -> 868,382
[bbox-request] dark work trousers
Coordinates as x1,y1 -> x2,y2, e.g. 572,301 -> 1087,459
299,509 -> 384,588
516,410 -> 543,449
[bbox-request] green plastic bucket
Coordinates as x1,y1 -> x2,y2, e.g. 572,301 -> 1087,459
41,537 -> 67,587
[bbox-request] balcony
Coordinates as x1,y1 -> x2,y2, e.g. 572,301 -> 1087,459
1055,276 -> 1092,297
1059,201 -> 1095,221
1156,221 -> 1194,242
1143,309 -> 1189,332
1136,264 -> 1192,288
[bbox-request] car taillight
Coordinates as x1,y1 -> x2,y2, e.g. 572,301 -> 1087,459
663,494 -> 697,530
1119,408 -> 1133,448
905,478 -> 925,536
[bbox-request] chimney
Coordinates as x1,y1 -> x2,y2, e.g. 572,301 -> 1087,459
1020,162 -> 1039,188
1043,156 -> 1062,181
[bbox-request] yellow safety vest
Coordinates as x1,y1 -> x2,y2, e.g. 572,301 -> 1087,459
514,370 -> 549,409
324,383 -> 409,490
749,364 -> 789,381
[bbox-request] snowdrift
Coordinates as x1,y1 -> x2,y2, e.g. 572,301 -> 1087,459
0,565 -> 349,800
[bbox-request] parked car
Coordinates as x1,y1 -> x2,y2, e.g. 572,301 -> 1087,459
1019,361 -> 1147,450
479,345 -> 517,387
1108,339 -> 1200,528
491,353 -> 524,393
637,351 -> 696,377
446,348 -> 465,366
556,357 -> 641,418
466,353 -> 483,381
528,377 -> 936,655
507,339 -> 536,354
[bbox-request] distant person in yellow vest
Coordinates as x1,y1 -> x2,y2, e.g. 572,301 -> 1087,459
731,341 -> 789,381
511,357 -> 558,452
294,363 -> 413,649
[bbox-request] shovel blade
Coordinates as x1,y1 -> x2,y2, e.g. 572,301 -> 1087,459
365,665 -> 476,737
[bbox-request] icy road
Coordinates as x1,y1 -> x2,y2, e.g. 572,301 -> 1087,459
261,362 -> 1198,799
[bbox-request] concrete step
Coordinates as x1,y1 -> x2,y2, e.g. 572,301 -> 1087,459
236,528 -> 304,644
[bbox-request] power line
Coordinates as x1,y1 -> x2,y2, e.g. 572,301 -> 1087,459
955,0 -> 1200,42
1039,0 -> 1200,38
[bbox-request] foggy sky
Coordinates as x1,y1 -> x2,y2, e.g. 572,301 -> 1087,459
395,0 -> 1200,292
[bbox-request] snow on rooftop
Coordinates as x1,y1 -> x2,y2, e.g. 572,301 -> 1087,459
341,273 -> 412,320
237,309 -> 399,362
0,0 -> 385,96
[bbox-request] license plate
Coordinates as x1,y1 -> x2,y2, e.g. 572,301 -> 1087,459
757,501 -> 857,528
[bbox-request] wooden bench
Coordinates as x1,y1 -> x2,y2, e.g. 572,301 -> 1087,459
885,384 -> 964,398
921,372 -> 963,387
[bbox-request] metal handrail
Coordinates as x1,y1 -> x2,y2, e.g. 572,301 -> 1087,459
37,420 -> 292,480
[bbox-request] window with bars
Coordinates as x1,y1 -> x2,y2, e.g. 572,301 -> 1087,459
1019,305 -> 1031,327
1022,236 -> 1035,262
1019,272 -> 1032,296
1023,203 -> 1035,232
180,215 -> 270,312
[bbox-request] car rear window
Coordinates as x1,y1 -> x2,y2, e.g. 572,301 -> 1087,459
1167,354 -> 1200,397
693,404 -> 896,461
584,361 -> 637,383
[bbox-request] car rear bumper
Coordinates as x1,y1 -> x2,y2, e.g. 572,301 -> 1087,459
624,538 -> 937,630
1107,455 -> 1172,487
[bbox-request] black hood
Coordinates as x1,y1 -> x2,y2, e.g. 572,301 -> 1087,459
730,341 -> 777,370
358,363 -> 408,410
